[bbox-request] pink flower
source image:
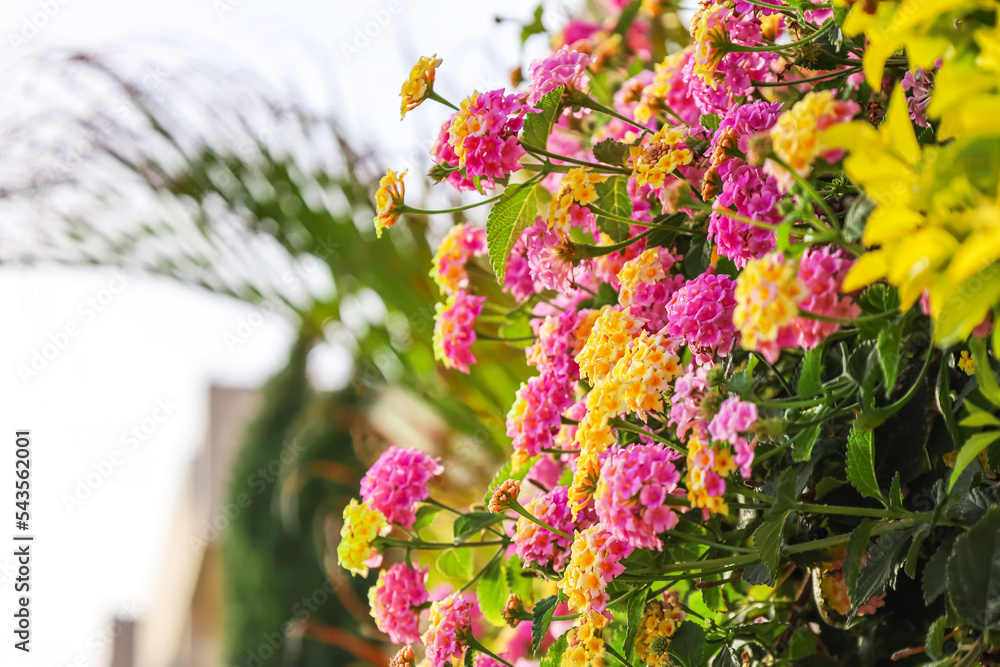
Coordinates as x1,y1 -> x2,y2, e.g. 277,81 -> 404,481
503,231 -> 537,302
507,371 -> 576,463
513,486 -> 593,570
793,245 -> 861,350
708,398 -> 758,444
360,446 -> 444,529
668,363 -> 713,440
710,162 -> 781,267
423,593 -> 475,666
433,291 -> 486,373
665,271 -> 738,363
432,224 -> 487,295
446,89 -> 529,188
595,444 -> 682,550
526,46 -> 594,106
431,121 -> 479,192
902,64 -> 937,129
711,99 -> 783,155
369,563 -> 429,644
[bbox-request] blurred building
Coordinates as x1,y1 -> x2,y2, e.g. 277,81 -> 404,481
111,386 -> 259,667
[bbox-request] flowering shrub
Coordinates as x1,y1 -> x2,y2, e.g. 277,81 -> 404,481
341,1 -> 1000,665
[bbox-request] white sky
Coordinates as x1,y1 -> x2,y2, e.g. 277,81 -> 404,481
0,0 -> 550,665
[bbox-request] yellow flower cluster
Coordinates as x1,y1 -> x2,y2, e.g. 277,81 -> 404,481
549,167 -> 608,234
374,168 -> 407,238
686,433 -> 735,515
569,379 -> 626,515
733,252 -> 804,353
630,127 -> 693,190
399,54 -> 442,119
823,86 -> 1000,344
558,526 -> 620,629
635,50 -> 689,125
618,248 -> 666,307
611,330 -> 681,421
690,4 -> 728,85
575,306 -> 645,384
337,499 -> 390,577
561,617 -> 605,667
770,90 -> 854,178
634,591 -> 687,667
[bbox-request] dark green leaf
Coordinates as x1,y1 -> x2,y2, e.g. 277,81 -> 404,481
700,113 -> 722,131
850,529 -> 911,621
486,183 -> 539,281
593,176 -> 633,242
889,473 -> 905,512
668,622 -> 706,667
904,525 -> 929,580
877,320 -> 904,397
532,595 -> 560,653
923,534 -> 955,606
925,615 -> 946,660
970,336 -> 1000,408
592,138 -> 632,166
843,196 -> 874,242
522,86 -> 565,150
465,646 -> 476,667
948,431 -> 1000,491
742,562 -> 776,586
845,519 -> 878,601
623,589 -> 648,661
701,582 -> 725,612
454,511 -> 499,540
946,507 -> 1000,629
797,345 -> 824,397
712,646 -> 739,667
846,420 -> 885,503
753,512 -> 788,578
478,556 -> 509,626
790,423 -> 821,463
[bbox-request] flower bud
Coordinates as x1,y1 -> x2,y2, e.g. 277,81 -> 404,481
488,479 -> 521,513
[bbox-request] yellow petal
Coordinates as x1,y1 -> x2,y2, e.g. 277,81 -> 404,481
844,251 -> 889,292
883,85 -> 921,166
946,228 -> 1000,286
819,121 -> 880,155
863,205 -> 924,245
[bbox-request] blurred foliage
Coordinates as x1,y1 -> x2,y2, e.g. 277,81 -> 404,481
0,54 -> 531,665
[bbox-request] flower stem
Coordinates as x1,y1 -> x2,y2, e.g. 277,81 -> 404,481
751,66 -> 862,88
523,143 -> 631,174
428,90 -> 460,111
725,19 -> 832,54
608,418 -> 687,456
605,644 -> 639,667
466,636 -> 515,667
510,500 -> 575,541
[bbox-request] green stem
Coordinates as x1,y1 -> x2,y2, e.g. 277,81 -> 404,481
798,309 -> 898,325
466,636 -> 516,667
767,153 -> 839,229
715,206 -> 783,232
752,351 -> 795,397
725,20 -> 832,54
751,67 -> 861,88
608,418 -> 688,456
663,529 -> 755,554
428,90 -> 460,111
523,144 -> 630,174
569,88 -> 682,126
476,331 -> 537,342
605,644 -> 638,667
567,228 -> 656,260
510,500 -> 575,541
377,537 -> 506,550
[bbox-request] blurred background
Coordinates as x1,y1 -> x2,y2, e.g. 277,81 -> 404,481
0,0 -> 570,665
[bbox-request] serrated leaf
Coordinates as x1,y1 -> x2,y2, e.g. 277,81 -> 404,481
926,616 -> 946,660
487,183 -> 540,281
668,622 -> 706,667
413,504 -> 442,532
701,583 -> 725,613
753,512 -> 788,578
877,321 -> 903,396
904,525 -> 929,580
922,534 -> 954,607
712,647 -> 739,667
592,176 -> 633,242
846,420 -> 885,503
742,562 -> 776,586
946,507 -> 1000,629
592,138 -> 632,166
522,86 -> 564,150
948,431 -> 1000,491
478,556 -> 509,626
623,589 -> 648,661
532,595 -> 559,652
540,630 -> 569,667
465,647 -> 475,667
849,530 -> 911,621
845,519 -> 878,601
797,345 -> 824,397
700,113 -> 721,131
437,548 -> 474,580
790,423 -> 821,463
889,473 -> 904,511
454,511 -> 500,540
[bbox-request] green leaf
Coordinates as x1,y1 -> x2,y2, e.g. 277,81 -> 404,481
948,431 -> 1000,491
465,647 -> 475,667
970,336 -> 1000,408
532,595 -> 560,653
484,456 -> 537,505
936,265 -> 1000,347
844,519 -> 878,601
846,420 -> 885,503
960,410 -> 1000,427
946,506 -> 1000,629
413,504 -> 442,532
925,615 -> 946,660
668,622 -> 706,667
790,423 -> 821,463
877,320 -> 903,397
437,548 -> 474,580
611,0 -> 641,36
904,525 -> 929,580
507,556 -> 534,601
712,646 -> 739,667
478,556 -> 509,626
922,534 -> 956,605
486,183 -> 540,282
888,472 -> 905,512
455,511 -> 500,540
849,529 -> 911,621
520,4 -> 545,43
522,86 -> 565,150
753,512 -> 789,579
701,582 -> 726,613
700,113 -> 721,131
843,196 -> 874,242
796,345 -> 824,397
623,589 -> 648,661
592,138 -> 632,166
593,176 -> 633,242
540,630 -> 569,667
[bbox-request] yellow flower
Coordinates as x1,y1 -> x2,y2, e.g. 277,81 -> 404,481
630,127 -> 693,191
337,499 -> 390,576
374,168 -> 407,237
690,4 -> 729,85
959,350 -> 975,375
634,591 -> 686,667
562,617 -> 605,667
822,86 -> 1000,344
733,252 -> 804,352
548,167 -> 608,234
400,55 -> 442,119
769,90 -> 859,180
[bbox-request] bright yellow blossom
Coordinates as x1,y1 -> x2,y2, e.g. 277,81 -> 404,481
400,55 -> 442,119
374,168 -> 407,237
733,252 -> 804,353
337,499 -> 390,576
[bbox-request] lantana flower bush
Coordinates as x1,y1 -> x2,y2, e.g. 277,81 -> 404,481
348,1 -> 1000,665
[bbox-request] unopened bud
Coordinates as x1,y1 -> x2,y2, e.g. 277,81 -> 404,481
389,645 -> 415,667
488,479 -> 521,513
502,594 -> 526,627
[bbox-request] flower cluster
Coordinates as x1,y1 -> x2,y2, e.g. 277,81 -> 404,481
559,525 -> 634,627
400,54 -> 442,119
512,485 -> 588,570
634,591 -> 686,667
369,563 -> 429,644
527,46 -> 594,105
445,89 -> 529,189
374,168 -> 406,237
423,593 -> 475,666
431,223 -> 487,295
337,499 -> 389,577
360,446 -> 444,529
433,291 -> 486,373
